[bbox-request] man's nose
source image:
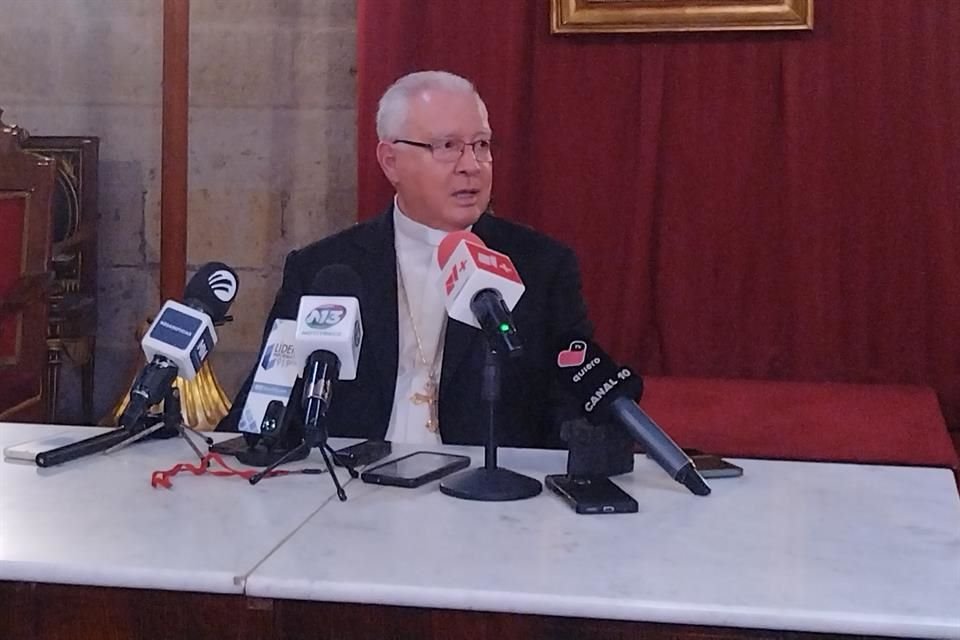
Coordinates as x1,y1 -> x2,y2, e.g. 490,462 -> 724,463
455,145 -> 483,173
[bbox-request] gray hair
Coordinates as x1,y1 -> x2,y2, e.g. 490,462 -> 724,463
376,70 -> 488,141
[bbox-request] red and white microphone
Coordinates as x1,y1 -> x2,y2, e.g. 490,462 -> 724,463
436,230 -> 525,330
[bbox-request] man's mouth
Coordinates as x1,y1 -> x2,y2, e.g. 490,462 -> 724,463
452,189 -> 480,201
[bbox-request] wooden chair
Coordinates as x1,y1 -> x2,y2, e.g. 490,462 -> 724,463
0,109 -> 55,422
23,136 -> 100,424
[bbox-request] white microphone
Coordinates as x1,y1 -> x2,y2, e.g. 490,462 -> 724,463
294,265 -> 364,444
140,262 -> 238,379
294,293 -> 363,381
122,262 -> 239,430
436,230 -> 525,330
141,300 -> 216,381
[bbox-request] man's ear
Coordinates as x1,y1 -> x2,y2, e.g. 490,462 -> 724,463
376,141 -> 400,185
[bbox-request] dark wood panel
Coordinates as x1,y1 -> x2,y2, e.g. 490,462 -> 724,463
0,581 -> 899,640
274,599 -> 891,640
0,581 -> 273,640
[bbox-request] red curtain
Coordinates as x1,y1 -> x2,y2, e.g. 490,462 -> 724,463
357,1 -> 960,432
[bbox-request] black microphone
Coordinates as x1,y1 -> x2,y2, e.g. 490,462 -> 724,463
469,289 -> 522,356
118,359 -> 180,432
184,261 -> 239,324
295,265 -> 364,447
554,338 -> 711,496
301,350 -> 340,443
35,429 -> 135,468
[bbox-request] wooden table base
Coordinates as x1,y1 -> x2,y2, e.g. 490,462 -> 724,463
0,581 -> 891,640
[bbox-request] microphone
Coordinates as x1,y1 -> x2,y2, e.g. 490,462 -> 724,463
436,230 -> 524,354
554,338 -> 711,496
123,262 -> 239,430
183,262 -> 238,325
238,319 -> 300,436
35,429 -> 141,468
37,263 -> 239,467
294,264 -> 364,446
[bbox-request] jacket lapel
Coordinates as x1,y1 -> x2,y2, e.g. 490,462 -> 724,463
353,209 -> 399,409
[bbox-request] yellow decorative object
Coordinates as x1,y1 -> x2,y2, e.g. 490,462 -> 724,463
104,359 -> 231,431
173,360 -> 232,430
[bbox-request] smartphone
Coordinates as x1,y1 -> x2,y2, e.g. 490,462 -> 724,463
360,451 -> 470,488
333,440 -> 392,468
545,474 -> 639,515
690,454 -> 744,479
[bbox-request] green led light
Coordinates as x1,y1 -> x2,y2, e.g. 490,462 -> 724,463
499,323 -> 510,333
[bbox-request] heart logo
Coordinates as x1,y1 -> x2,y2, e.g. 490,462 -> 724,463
556,340 -> 587,368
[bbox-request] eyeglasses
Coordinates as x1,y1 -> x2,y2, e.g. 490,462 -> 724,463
393,138 -> 493,163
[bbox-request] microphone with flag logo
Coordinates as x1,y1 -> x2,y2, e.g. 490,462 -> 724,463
36,263 -> 239,467
294,264 -> 363,447
554,337 -> 711,496
434,232 -> 543,501
436,230 -> 524,355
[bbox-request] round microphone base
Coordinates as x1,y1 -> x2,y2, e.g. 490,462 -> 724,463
439,467 -> 542,501
236,444 -> 309,467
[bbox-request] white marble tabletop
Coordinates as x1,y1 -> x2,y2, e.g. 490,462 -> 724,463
3,423 -> 959,637
245,444 -> 960,639
0,422 -> 344,594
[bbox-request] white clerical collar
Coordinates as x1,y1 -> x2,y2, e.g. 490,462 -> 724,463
393,197 -> 470,248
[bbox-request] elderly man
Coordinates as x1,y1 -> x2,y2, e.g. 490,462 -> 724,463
219,70 -> 592,447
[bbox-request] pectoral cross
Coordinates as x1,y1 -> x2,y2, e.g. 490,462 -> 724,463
411,375 -> 440,433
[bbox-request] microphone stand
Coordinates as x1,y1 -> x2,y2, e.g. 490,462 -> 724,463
440,338 -> 542,501
246,378 -> 357,500
235,397 -> 310,467
105,386 -> 212,458
246,432 -> 356,500
35,384 -> 212,468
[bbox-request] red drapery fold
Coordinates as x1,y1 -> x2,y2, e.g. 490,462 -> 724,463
357,0 -> 960,432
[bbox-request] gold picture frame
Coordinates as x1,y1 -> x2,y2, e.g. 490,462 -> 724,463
551,0 -> 813,34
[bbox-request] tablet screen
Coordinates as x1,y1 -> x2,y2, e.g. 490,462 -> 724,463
371,452 -> 463,480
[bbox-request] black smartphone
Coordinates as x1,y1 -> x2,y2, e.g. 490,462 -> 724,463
545,475 -> 639,515
690,454 -> 744,479
333,440 -> 392,468
360,451 -> 470,488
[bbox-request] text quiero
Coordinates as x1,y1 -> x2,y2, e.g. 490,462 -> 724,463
572,357 -> 601,382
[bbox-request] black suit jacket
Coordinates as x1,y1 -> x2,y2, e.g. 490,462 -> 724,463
218,208 -> 593,448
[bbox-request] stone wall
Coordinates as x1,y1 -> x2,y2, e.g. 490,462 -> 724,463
1,0 -> 358,422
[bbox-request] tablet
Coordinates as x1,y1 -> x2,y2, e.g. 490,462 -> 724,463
360,451 -> 470,488
209,435 -> 250,457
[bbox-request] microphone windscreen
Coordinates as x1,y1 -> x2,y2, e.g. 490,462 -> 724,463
184,262 -> 239,323
554,336 -> 643,419
309,264 -> 363,299
437,230 -> 483,269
